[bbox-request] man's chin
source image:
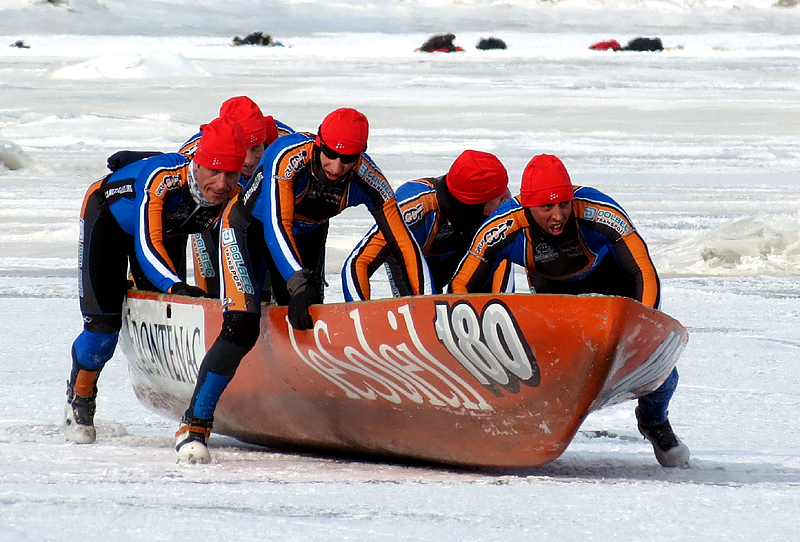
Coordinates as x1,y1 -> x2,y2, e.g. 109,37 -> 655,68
320,173 -> 345,186
205,194 -> 228,205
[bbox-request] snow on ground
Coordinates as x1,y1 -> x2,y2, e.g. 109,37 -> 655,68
1,1 -> 799,540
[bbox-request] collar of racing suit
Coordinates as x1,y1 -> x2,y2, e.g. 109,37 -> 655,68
434,175 -> 488,234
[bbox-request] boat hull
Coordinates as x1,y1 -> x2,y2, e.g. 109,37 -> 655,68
120,291 -> 687,468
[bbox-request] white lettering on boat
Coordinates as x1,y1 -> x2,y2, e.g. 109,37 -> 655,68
434,300 -> 540,396
287,303 -> 493,411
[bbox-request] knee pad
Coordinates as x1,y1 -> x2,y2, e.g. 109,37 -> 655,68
219,311 -> 261,349
73,330 -> 119,370
83,313 -> 122,335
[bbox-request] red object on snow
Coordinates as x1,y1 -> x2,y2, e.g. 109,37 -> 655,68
589,39 -> 621,51
421,46 -> 465,53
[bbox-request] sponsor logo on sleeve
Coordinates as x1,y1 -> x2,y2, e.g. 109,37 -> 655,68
104,184 -> 134,199
583,206 -> 630,236
474,218 -> 514,257
402,202 -> 424,225
155,174 -> 182,197
242,170 -> 262,206
282,149 -> 308,179
190,235 -> 215,278
358,162 -> 393,201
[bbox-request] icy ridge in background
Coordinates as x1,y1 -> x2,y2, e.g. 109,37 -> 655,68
1,0 -> 799,36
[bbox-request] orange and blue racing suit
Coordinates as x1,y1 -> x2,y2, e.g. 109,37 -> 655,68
451,186 -> 676,425
342,176 -> 512,301
451,186 -> 660,308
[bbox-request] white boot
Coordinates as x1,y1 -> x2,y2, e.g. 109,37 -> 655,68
175,418 -> 212,464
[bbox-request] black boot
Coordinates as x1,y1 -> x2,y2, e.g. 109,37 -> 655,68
636,407 -> 690,467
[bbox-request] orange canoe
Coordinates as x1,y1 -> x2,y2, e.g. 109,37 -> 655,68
119,291 -> 687,468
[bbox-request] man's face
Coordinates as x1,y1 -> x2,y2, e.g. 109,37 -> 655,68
195,164 -> 240,204
318,144 -> 360,183
528,200 -> 573,235
242,142 -> 266,179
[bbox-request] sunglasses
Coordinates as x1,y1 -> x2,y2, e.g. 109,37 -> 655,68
319,142 -> 361,164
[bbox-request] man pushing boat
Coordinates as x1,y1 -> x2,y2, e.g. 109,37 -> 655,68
451,154 -> 690,468
64,118 -> 247,445
175,107 -> 432,463
107,96 -> 295,299
342,149 -> 514,300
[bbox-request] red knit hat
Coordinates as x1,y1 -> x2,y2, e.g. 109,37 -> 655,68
315,108 -> 369,155
194,117 -> 246,172
519,154 -> 574,207
264,115 -> 279,146
446,150 -> 509,205
219,96 -> 266,146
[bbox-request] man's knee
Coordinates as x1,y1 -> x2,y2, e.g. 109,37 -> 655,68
73,329 -> 119,370
83,313 -> 122,335
219,311 -> 261,349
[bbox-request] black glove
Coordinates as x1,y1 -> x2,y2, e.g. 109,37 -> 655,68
107,150 -> 163,172
170,282 -> 208,298
286,269 -> 323,330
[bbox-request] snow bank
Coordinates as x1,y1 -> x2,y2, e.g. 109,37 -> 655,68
50,51 -> 208,80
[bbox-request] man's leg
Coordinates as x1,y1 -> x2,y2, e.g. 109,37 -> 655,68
553,255 -> 689,466
175,211 -> 264,463
66,180 -> 130,443
636,368 -> 690,467
176,311 -> 260,463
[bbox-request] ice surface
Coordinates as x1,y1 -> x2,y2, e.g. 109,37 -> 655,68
1,1 -> 799,540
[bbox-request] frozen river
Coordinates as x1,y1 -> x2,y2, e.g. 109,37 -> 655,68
1,1 -> 799,540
